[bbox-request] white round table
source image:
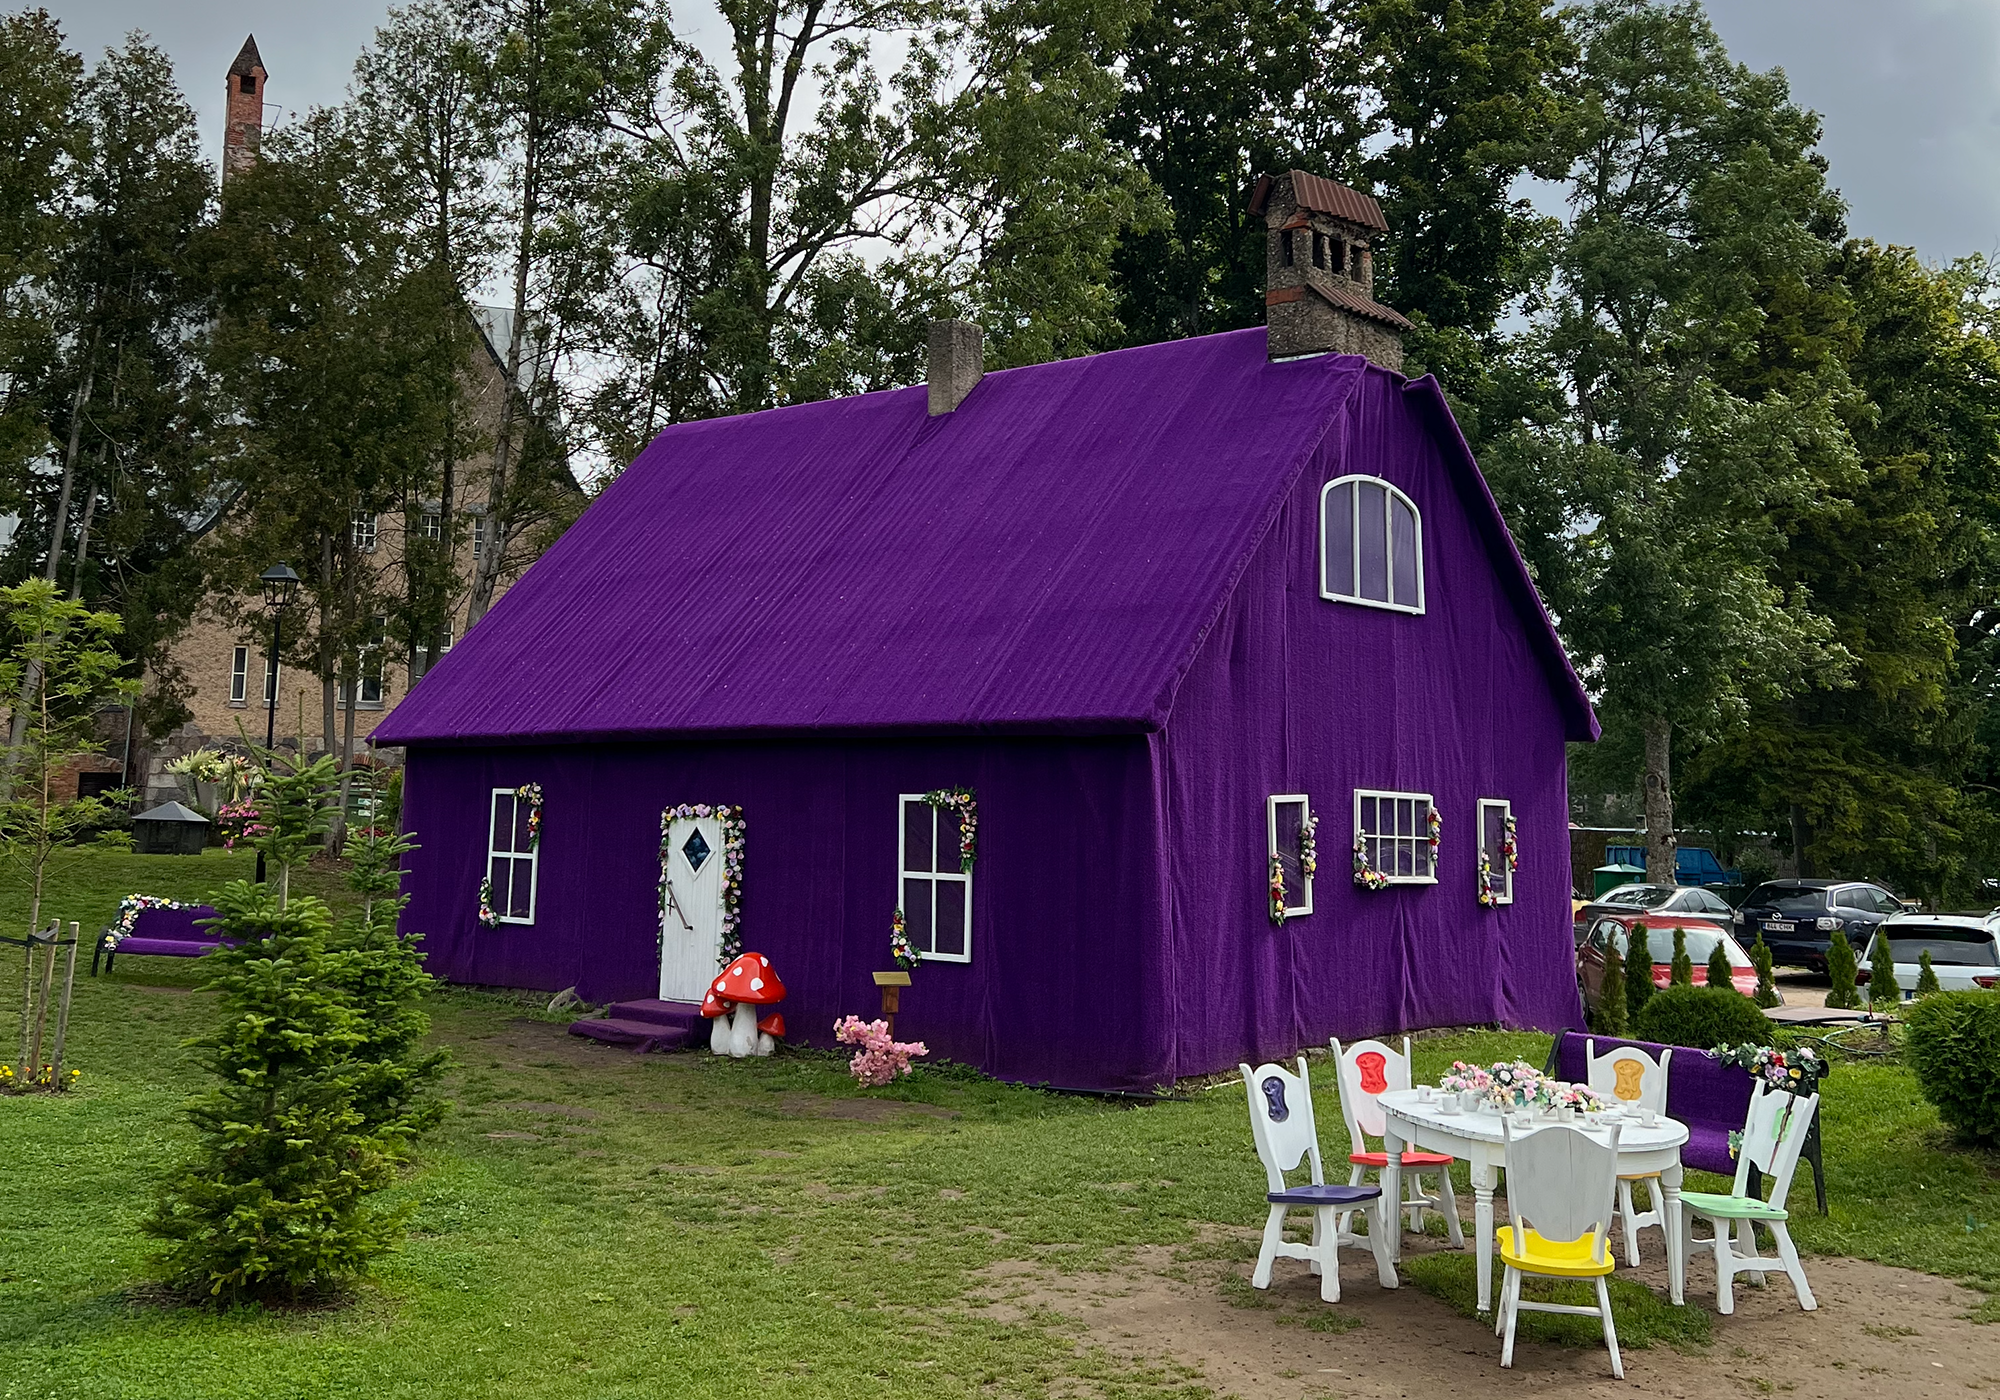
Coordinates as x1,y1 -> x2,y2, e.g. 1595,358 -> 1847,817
1376,1088 -> 1691,1312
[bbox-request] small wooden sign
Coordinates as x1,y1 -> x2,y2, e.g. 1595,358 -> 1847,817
871,970 -> 913,987
872,969 -> 912,1034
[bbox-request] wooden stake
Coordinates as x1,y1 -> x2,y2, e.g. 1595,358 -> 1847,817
26,922 -> 56,1077
50,922 -> 78,1084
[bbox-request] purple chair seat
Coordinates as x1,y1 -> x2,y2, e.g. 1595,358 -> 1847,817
112,935 -> 226,958
1267,1182 -> 1383,1206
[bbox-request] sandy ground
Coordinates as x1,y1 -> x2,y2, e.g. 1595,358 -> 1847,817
1774,970 -> 1831,1010
977,1226 -> 1996,1399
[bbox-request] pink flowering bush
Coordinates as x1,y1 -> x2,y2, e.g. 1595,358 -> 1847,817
833,1016 -> 928,1086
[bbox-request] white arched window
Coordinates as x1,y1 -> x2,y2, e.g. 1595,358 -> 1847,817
1320,475 -> 1423,613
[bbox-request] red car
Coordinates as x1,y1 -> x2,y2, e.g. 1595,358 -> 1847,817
1576,910 -> 1768,1012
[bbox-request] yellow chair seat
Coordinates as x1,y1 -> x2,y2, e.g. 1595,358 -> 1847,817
1496,1225 -> 1615,1278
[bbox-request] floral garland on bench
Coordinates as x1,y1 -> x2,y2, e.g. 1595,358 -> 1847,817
106,894 -> 203,948
657,803 -> 746,963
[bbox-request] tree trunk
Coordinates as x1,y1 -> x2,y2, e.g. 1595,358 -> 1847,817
67,473 -> 97,601
334,659 -> 358,855
1641,713 -> 1676,886
1789,803 -> 1814,879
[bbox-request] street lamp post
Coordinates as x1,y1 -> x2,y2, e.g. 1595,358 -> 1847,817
255,563 -> 300,884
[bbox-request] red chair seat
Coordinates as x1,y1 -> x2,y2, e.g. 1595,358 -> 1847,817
1350,1150 -> 1454,1168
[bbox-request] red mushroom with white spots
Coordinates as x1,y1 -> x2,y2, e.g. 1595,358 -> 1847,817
701,952 -> 787,1056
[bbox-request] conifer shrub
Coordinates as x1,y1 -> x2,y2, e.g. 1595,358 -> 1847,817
1705,939 -> 1734,990
1631,984 -> 1771,1051
1595,944 -> 1629,1037
1903,991 -> 2000,1146
1915,949 -> 1941,999
144,756 -> 445,1304
1866,931 -> 1901,1008
1669,927 -> 1693,987
1626,925 -> 1657,1015
1824,930 -> 1860,1010
1751,934 -> 1779,1008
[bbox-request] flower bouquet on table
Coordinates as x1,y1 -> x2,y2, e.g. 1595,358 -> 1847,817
1440,1060 -> 1605,1116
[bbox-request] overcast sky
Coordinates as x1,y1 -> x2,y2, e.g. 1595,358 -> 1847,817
41,0 -> 2000,265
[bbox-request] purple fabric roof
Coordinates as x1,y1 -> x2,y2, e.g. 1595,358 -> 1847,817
377,328 -> 1590,745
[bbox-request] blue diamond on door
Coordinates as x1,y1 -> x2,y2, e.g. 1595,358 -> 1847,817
681,828 -> 712,873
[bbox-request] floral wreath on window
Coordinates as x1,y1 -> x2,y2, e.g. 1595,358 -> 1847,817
920,787 -> 977,871
106,894 -> 204,949
656,803 -> 746,963
890,908 -> 922,969
1269,811 -> 1319,924
1477,813 -> 1518,909
1427,804 -> 1442,870
1353,832 -> 1390,891
476,783 -> 545,928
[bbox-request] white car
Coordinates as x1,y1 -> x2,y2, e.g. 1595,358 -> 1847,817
1859,912 -> 2000,1004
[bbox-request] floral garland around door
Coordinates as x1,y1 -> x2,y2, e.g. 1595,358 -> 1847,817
1269,810 -> 1321,924
920,787 -> 977,871
658,803 -> 746,965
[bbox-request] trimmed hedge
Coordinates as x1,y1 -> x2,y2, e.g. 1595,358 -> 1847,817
1903,991 -> 2000,1146
1631,984 -> 1772,1051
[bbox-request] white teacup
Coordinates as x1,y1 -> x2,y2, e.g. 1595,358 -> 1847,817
1640,1108 -> 1658,1126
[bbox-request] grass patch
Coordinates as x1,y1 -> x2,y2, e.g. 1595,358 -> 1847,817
1401,1249 -> 1712,1352
2,849 -> 1999,1396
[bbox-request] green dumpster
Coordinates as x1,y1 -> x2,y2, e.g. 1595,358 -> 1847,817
1592,862 -> 1645,897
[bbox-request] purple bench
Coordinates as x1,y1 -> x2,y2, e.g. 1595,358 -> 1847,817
1547,1030 -> 1827,1212
93,905 -> 226,975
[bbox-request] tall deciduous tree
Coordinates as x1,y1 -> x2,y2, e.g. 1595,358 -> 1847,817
1480,0 -> 1856,883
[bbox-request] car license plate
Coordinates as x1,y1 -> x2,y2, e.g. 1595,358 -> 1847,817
1765,920 -> 1794,933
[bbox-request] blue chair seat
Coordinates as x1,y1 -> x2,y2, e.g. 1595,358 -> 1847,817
1267,1182 -> 1383,1206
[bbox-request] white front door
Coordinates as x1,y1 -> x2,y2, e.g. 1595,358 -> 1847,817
659,816 -> 725,1002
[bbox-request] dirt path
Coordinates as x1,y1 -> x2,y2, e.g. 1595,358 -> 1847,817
978,1231 -> 1995,1398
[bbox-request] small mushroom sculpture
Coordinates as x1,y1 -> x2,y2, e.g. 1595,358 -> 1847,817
700,952 -> 787,1056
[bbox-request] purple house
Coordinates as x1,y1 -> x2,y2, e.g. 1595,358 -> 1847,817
373,172 -> 1597,1091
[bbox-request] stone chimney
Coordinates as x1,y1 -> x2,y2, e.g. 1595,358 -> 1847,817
1249,170 -> 1412,371
222,35 -> 267,186
928,319 -> 983,415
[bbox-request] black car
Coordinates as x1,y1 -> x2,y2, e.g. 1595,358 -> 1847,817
1571,883 -> 1736,946
1735,879 -> 1911,971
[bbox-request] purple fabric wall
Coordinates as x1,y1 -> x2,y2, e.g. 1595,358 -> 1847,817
1157,369 -> 1584,1078
400,736 -> 1176,1090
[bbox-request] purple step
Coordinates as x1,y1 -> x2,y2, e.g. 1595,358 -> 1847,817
567,999 -> 708,1053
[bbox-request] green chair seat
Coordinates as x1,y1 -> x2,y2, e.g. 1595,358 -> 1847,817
1679,1188 -> 1787,1222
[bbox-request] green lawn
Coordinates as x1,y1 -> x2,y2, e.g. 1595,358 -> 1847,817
0,851 -> 1995,1399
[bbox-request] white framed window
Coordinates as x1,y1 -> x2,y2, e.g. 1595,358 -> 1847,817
229,647 -> 249,706
420,510 -> 443,540
1478,798 -> 1514,905
472,515 -> 486,559
263,652 -> 279,703
338,617 -> 387,709
1355,789 -> 1436,884
351,509 -> 378,552
413,629 -> 453,680
487,787 -> 538,923
898,794 -> 971,963
1268,793 -> 1314,918
1320,475 -> 1423,613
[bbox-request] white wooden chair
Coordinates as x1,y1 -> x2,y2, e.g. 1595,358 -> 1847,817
1678,1082 -> 1820,1314
1584,1038 -> 1673,1265
1495,1117 -> 1626,1378
1331,1036 -> 1464,1246
1240,1058 -> 1399,1302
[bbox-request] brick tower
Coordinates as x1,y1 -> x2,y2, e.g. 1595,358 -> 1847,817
222,36 -> 266,185
1250,170 -> 1413,371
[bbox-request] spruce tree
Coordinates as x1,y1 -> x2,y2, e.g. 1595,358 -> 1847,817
1626,925 -> 1656,1015
1705,938 -> 1734,990
1824,929 -> 1860,1010
1752,933 -> 1779,1008
1915,949 -> 1941,998
1867,931 -> 1900,1008
1597,944 -> 1629,1037
1670,927 -> 1694,987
